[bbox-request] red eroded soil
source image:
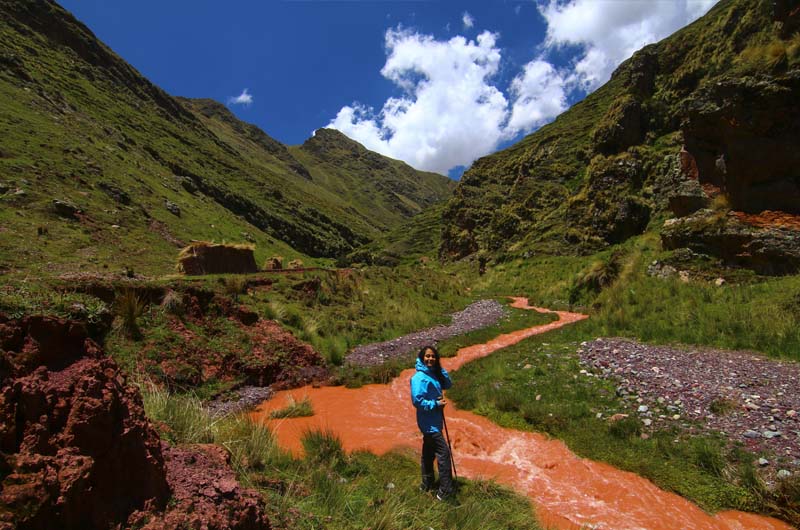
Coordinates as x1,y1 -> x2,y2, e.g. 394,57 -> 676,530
0,314 -> 271,530
252,299 -> 791,530
733,210 -> 800,231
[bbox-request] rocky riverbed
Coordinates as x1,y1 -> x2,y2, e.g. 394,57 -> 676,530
345,299 -> 507,366
579,338 -> 800,471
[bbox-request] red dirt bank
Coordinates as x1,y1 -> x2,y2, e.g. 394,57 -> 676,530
0,314 -> 270,530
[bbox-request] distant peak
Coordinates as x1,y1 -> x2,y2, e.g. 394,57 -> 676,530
302,128 -> 366,153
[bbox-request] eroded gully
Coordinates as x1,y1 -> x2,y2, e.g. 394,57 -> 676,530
252,298 -> 791,530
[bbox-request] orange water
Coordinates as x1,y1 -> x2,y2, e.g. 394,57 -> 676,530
252,299 -> 791,530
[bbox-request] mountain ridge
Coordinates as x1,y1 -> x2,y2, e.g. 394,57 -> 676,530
0,0 -> 453,277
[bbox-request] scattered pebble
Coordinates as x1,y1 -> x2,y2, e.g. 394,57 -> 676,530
579,338 -> 800,465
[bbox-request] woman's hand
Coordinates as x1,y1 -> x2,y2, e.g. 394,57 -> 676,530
437,398 -> 447,408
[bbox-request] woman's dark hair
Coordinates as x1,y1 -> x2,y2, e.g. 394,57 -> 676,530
418,345 -> 444,382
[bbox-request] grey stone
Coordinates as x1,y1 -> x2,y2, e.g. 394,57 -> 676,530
165,199 -> 181,216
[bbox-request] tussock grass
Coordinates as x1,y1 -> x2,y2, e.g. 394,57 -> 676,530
178,241 -> 256,259
269,396 -> 314,419
114,288 -> 147,339
222,275 -> 248,300
141,381 -> 216,444
160,289 -> 184,316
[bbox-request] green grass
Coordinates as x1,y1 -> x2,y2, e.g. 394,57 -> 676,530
270,396 -> 314,419
244,265 -> 476,366
335,297 -> 555,388
140,384 -> 543,530
479,234 -> 800,360
0,4 -> 452,279
447,321 -> 791,519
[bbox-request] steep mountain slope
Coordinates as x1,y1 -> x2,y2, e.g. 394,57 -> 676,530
290,128 -> 455,232
0,0 -> 452,278
441,0 -> 800,269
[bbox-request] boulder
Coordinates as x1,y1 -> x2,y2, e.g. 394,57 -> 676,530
128,444 -> 270,530
97,181 -> 130,204
164,199 -> 181,217
263,256 -> 283,270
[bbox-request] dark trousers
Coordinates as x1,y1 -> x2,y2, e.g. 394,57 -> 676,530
420,432 -> 453,495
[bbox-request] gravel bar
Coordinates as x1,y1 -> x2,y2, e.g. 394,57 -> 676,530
345,299 -> 507,366
204,386 -> 274,418
579,338 -> 800,467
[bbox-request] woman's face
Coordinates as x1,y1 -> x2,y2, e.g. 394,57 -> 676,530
423,349 -> 437,368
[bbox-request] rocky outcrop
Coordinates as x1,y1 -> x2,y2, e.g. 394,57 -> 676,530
566,155 -> 651,246
661,209 -> 800,275
657,148 -> 710,218
592,95 -> 646,155
681,72 -> 800,214
0,316 -> 170,529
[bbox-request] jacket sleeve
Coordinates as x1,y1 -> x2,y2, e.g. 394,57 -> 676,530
440,368 -> 452,390
411,377 -> 439,411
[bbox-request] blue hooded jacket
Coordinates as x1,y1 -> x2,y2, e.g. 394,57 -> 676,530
410,358 -> 452,434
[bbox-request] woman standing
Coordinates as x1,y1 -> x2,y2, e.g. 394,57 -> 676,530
410,345 -> 454,500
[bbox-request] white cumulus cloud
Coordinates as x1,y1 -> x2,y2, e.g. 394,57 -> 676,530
507,59 -> 567,134
329,29 -> 509,174
462,11 -> 475,29
540,0 -> 717,91
228,88 -> 253,106
326,1 -> 717,175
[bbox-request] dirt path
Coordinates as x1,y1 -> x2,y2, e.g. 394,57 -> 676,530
252,299 -> 791,530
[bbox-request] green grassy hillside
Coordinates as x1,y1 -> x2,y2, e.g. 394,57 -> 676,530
0,0 -> 452,279
441,0 -> 797,261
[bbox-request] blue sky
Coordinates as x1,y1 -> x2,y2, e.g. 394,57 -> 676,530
58,1 -> 716,178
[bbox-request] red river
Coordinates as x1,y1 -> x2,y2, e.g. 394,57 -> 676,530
252,298 -> 792,529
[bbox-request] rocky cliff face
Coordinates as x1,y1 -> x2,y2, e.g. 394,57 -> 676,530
440,0 -> 800,274
681,72 -> 800,214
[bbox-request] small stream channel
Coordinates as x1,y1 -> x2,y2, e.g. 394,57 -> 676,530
252,298 -> 791,530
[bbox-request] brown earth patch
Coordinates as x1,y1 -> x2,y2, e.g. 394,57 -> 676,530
127,443 -> 270,530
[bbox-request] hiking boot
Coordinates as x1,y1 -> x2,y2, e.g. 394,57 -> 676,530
435,490 -> 453,501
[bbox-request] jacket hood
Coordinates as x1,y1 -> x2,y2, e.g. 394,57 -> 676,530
415,357 -> 436,376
